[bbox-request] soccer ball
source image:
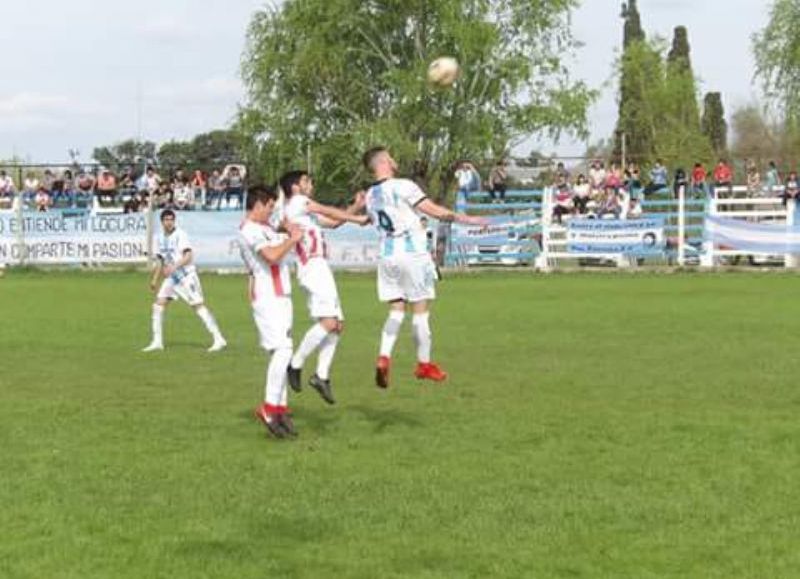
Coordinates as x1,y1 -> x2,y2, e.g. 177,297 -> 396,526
427,57 -> 460,87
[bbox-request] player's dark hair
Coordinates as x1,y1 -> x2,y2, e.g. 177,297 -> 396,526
246,184 -> 277,210
160,209 -> 176,222
279,170 -> 308,199
362,146 -> 387,171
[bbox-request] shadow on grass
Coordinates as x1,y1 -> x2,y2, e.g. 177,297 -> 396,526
348,404 -> 422,434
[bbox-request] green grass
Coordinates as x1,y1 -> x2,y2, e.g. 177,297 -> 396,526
2,270 -> 800,578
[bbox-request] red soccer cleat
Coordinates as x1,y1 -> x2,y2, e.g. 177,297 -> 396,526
375,356 -> 391,389
254,404 -> 286,439
414,362 -> 448,382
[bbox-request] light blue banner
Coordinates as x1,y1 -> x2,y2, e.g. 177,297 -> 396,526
567,218 -> 665,255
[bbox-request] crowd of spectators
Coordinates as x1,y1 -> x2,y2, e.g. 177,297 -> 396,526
0,164 -> 247,213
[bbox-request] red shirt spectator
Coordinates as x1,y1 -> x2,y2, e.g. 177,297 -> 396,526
692,164 -> 707,184
713,160 -> 733,185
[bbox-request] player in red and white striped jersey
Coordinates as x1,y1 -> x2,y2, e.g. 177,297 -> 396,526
239,185 -> 304,439
278,170 -> 368,404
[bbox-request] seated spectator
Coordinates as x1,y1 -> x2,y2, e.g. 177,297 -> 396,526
745,162 -> 761,197
75,170 -> 95,208
42,169 -> 55,195
0,170 -> 16,209
645,159 -> 669,195
172,177 -> 194,210
552,184 -> 573,224
191,170 -> 207,206
598,186 -> 623,219
118,170 -> 136,203
625,163 -> 643,200
96,169 -> 118,205
488,160 -> 507,203
691,162 -> 708,197
207,169 -> 225,209
764,161 -> 781,195
153,181 -> 173,209
673,167 -> 688,199
51,170 -> 67,207
588,160 -> 606,197
22,172 -> 40,208
222,164 -> 246,209
782,171 -> 799,206
34,186 -> 51,212
554,162 -> 570,188
123,190 -> 143,213
712,158 -> 733,195
572,174 -> 590,214
605,162 -> 623,192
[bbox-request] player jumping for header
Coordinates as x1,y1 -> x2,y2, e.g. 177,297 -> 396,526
143,209 -> 226,353
359,147 -> 487,388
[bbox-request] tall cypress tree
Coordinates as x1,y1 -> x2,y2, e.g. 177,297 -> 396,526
665,26 -> 700,128
615,0 -> 651,162
622,0 -> 644,47
701,92 -> 728,156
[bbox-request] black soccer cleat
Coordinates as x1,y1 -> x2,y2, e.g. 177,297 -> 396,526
278,413 -> 298,437
309,374 -> 335,405
255,405 -> 286,439
287,365 -> 302,392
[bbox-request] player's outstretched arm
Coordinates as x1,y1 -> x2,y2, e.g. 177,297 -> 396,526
258,225 -> 303,264
416,198 -> 488,226
317,191 -> 368,229
307,199 -> 369,227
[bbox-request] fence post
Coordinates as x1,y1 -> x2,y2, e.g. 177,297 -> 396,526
678,184 -> 686,267
534,187 -> 551,271
14,168 -> 24,267
700,194 -> 715,268
786,198 -> 797,269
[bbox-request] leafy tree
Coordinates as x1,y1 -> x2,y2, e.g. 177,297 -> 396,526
157,130 -> 241,172
701,92 -> 727,156
615,0 -> 651,161
730,102 -> 800,171
753,0 -> 800,120
92,140 -> 157,169
238,0 -> 595,202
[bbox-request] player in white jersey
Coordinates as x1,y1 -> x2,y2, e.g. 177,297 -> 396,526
142,209 -> 226,353
240,185 -> 304,439
278,170 -> 369,405
359,147 -> 487,388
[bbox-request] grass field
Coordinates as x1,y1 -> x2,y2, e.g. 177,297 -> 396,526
2,270 -> 800,578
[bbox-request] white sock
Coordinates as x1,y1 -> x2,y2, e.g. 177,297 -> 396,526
316,332 -> 340,380
412,312 -> 432,363
291,323 -> 329,369
196,306 -> 223,341
151,304 -> 164,345
379,310 -> 405,358
266,347 -> 292,407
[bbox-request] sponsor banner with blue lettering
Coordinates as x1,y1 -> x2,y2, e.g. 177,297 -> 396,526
0,211 -> 147,264
705,214 -> 800,253
567,218 -> 665,254
451,216 -> 540,246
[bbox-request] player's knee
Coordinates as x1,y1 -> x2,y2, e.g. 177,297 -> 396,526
320,317 -> 339,333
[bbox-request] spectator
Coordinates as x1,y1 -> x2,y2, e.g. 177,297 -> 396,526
0,170 -> 16,209
96,169 -> 118,206
22,172 -> 40,207
691,162 -> 708,197
56,169 -> 75,208
172,175 -> 194,210
34,186 -> 51,212
572,174 -> 590,214
552,183 -> 573,224
488,160 -> 507,203
207,169 -> 225,209
191,170 -> 206,206
625,162 -> 643,200
454,160 -> 480,212
782,171 -> 798,206
712,158 -> 733,196
598,186 -> 623,219
222,164 -> 246,209
605,162 -> 623,192
672,167 -> 688,199
745,162 -> 761,196
118,169 -> 136,205
645,159 -> 669,195
42,169 -> 55,194
588,160 -> 606,197
76,170 -> 94,208
764,161 -> 781,195
153,181 -> 172,209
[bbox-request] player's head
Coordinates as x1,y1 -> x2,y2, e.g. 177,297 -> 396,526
160,209 -> 176,233
246,184 -> 278,223
362,146 -> 397,178
279,170 -> 313,199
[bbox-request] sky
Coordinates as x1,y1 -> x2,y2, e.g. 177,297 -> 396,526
0,0 -> 768,163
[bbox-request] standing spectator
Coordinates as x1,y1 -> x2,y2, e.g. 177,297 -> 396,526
207,169 -> 225,209
606,162 -> 623,192
691,162 -> 708,197
222,164 -> 246,209
645,159 -> 669,195
76,169 -> 95,207
0,170 -> 16,209
745,162 -> 761,197
96,169 -> 118,206
34,186 -> 51,212
672,167 -> 688,199
764,161 -> 782,195
22,172 -> 40,208
191,170 -> 206,207
712,158 -> 733,196
572,174 -> 590,214
454,160 -> 480,212
782,171 -> 799,206
588,160 -> 606,197
488,160 -> 507,203
42,169 -> 55,195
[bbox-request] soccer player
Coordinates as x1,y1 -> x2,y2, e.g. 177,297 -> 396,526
360,147 -> 487,388
279,170 -> 369,405
143,209 -> 226,353
239,185 -> 304,438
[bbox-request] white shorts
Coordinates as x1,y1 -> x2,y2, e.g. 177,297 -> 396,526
157,271 -> 204,306
298,258 -> 344,320
252,296 -> 293,351
377,253 -> 437,303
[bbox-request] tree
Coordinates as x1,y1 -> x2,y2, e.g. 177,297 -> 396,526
621,0 -> 644,48
663,26 -> 702,153
701,92 -> 727,156
753,0 -> 800,121
92,140 -> 157,169
730,103 -> 800,170
238,0 -> 595,202
615,0 -> 651,161
157,130 -> 242,172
